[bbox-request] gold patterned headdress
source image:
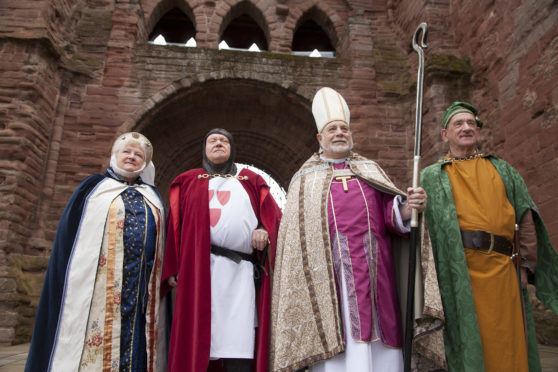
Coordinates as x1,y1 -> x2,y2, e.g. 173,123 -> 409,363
311,87 -> 350,133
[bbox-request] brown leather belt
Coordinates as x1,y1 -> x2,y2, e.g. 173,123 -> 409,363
460,230 -> 513,256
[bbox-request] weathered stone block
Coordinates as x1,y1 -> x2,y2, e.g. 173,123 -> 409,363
0,308 -> 17,328
0,277 -> 16,293
0,327 -> 15,344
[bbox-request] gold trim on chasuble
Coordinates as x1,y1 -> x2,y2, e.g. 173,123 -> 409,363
271,155 -> 405,372
288,168 -> 344,371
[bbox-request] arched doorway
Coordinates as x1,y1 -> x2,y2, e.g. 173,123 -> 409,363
135,79 -> 317,202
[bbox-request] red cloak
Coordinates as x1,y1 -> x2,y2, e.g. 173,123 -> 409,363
161,168 -> 282,372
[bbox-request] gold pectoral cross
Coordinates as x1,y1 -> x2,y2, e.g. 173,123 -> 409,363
335,175 -> 352,192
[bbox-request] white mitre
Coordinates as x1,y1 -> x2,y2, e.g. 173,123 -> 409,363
311,87 -> 350,133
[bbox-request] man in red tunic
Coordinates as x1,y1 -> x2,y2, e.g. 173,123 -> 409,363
162,128 -> 282,372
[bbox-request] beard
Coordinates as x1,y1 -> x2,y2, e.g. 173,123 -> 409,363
321,139 -> 354,155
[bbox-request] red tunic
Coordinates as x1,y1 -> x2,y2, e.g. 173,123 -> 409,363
161,168 -> 282,372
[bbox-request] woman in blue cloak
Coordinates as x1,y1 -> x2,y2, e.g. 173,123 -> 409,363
25,132 -> 166,372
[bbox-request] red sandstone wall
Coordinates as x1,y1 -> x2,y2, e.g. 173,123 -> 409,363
449,0 -> 558,246
0,0 -> 556,344
0,39 -> 63,343
393,0 -> 558,247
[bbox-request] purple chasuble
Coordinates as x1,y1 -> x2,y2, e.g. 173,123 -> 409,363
328,163 -> 404,348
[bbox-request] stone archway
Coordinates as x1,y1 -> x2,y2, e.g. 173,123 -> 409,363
135,79 -> 317,201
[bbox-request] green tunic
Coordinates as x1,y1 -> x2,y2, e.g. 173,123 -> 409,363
421,155 -> 558,372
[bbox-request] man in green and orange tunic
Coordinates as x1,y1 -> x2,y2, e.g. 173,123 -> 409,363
421,102 -> 558,372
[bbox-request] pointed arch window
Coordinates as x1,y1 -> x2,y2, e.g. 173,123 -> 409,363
292,13 -> 336,58
148,7 -> 196,47
220,14 -> 268,52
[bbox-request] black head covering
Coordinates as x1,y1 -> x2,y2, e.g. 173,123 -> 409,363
202,128 -> 237,175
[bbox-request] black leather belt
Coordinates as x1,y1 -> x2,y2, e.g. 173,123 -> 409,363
211,244 -> 256,264
460,230 -> 513,256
